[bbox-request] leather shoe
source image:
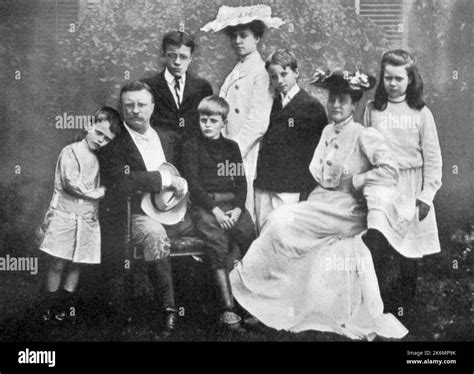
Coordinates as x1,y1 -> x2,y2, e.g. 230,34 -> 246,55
165,308 -> 178,332
153,308 -> 178,340
219,310 -> 247,335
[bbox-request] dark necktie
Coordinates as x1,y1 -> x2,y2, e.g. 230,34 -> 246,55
174,78 -> 181,107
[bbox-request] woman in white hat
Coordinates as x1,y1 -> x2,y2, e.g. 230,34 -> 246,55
201,5 -> 284,224
229,69 -> 411,340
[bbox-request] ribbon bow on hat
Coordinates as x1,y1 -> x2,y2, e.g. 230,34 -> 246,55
309,68 -> 376,91
201,4 -> 284,33
348,68 -> 372,90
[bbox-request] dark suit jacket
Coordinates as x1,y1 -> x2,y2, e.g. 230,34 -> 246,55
98,127 -> 177,218
254,88 -> 327,193
141,71 -> 213,172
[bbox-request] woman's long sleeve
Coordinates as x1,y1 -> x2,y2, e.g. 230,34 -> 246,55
352,128 -> 400,190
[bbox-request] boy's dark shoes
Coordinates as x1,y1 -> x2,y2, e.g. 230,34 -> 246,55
219,310 -> 248,335
54,310 -> 68,323
41,308 -> 53,323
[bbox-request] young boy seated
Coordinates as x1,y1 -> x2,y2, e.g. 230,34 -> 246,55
182,95 -> 256,333
254,49 -> 327,232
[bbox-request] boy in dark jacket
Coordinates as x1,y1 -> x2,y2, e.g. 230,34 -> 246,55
182,95 -> 256,332
254,49 -> 327,231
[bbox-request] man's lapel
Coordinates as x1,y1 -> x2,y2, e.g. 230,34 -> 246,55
180,73 -> 196,109
120,130 -> 147,171
273,89 -> 306,120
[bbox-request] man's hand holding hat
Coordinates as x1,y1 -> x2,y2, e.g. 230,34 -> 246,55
169,174 -> 188,200
141,162 -> 188,225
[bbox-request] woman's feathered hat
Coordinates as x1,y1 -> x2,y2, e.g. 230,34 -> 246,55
309,68 -> 376,93
201,4 -> 284,33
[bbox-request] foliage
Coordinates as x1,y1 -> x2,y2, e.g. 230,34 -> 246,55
407,0 -> 472,102
53,0 -> 389,107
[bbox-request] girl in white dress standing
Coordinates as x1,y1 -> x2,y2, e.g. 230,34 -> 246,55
364,49 -> 443,312
38,107 -> 121,323
201,5 -> 284,223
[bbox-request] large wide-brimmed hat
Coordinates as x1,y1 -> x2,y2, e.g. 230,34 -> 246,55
309,68 -> 376,93
141,162 -> 187,225
201,4 -> 284,33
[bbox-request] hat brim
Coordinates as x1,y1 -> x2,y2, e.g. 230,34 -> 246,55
141,192 -> 188,225
201,5 -> 284,33
310,75 -> 350,90
201,17 -> 284,33
310,73 -> 375,93
141,161 -> 187,225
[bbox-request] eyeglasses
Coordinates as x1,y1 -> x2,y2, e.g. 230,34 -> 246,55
165,52 -> 191,61
123,103 -> 150,112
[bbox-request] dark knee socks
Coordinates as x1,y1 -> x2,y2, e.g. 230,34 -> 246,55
399,257 -> 419,303
362,229 -> 393,303
363,229 -> 419,311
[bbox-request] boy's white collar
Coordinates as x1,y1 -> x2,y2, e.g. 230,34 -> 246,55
280,84 -> 300,102
164,68 -> 186,86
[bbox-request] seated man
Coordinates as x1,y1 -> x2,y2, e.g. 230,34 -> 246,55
99,81 -> 194,338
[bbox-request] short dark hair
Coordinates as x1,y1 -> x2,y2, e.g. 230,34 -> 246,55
161,31 -> 195,54
374,49 -> 425,111
119,81 -> 154,103
224,20 -> 266,39
265,49 -> 298,71
197,95 -> 230,121
94,106 -> 122,135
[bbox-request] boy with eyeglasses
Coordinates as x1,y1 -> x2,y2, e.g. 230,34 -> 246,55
141,30 -> 213,172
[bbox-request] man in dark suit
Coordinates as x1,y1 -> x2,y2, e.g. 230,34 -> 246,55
254,49 -> 328,232
99,81 -> 194,339
141,31 -> 213,172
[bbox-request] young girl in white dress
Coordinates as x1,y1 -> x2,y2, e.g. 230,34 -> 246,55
38,107 -> 121,323
364,50 -> 443,312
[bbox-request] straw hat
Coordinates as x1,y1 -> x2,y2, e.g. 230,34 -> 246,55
141,163 -> 188,225
201,4 -> 284,33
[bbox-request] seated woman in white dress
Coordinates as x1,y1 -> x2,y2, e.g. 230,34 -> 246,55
229,69 -> 411,340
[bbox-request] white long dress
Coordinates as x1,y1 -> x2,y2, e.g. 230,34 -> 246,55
364,100 -> 442,258
219,50 -> 273,222
230,117 -> 409,340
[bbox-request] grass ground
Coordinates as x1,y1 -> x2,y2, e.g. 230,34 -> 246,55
0,236 -> 471,343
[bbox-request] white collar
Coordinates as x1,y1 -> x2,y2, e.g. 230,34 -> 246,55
280,84 -> 300,103
164,68 -> 186,86
239,50 -> 261,65
332,115 -> 354,134
123,122 -> 156,141
388,94 -> 406,103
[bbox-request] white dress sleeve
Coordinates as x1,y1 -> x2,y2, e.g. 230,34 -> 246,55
59,147 -> 105,200
362,100 -> 373,128
417,106 -> 443,205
